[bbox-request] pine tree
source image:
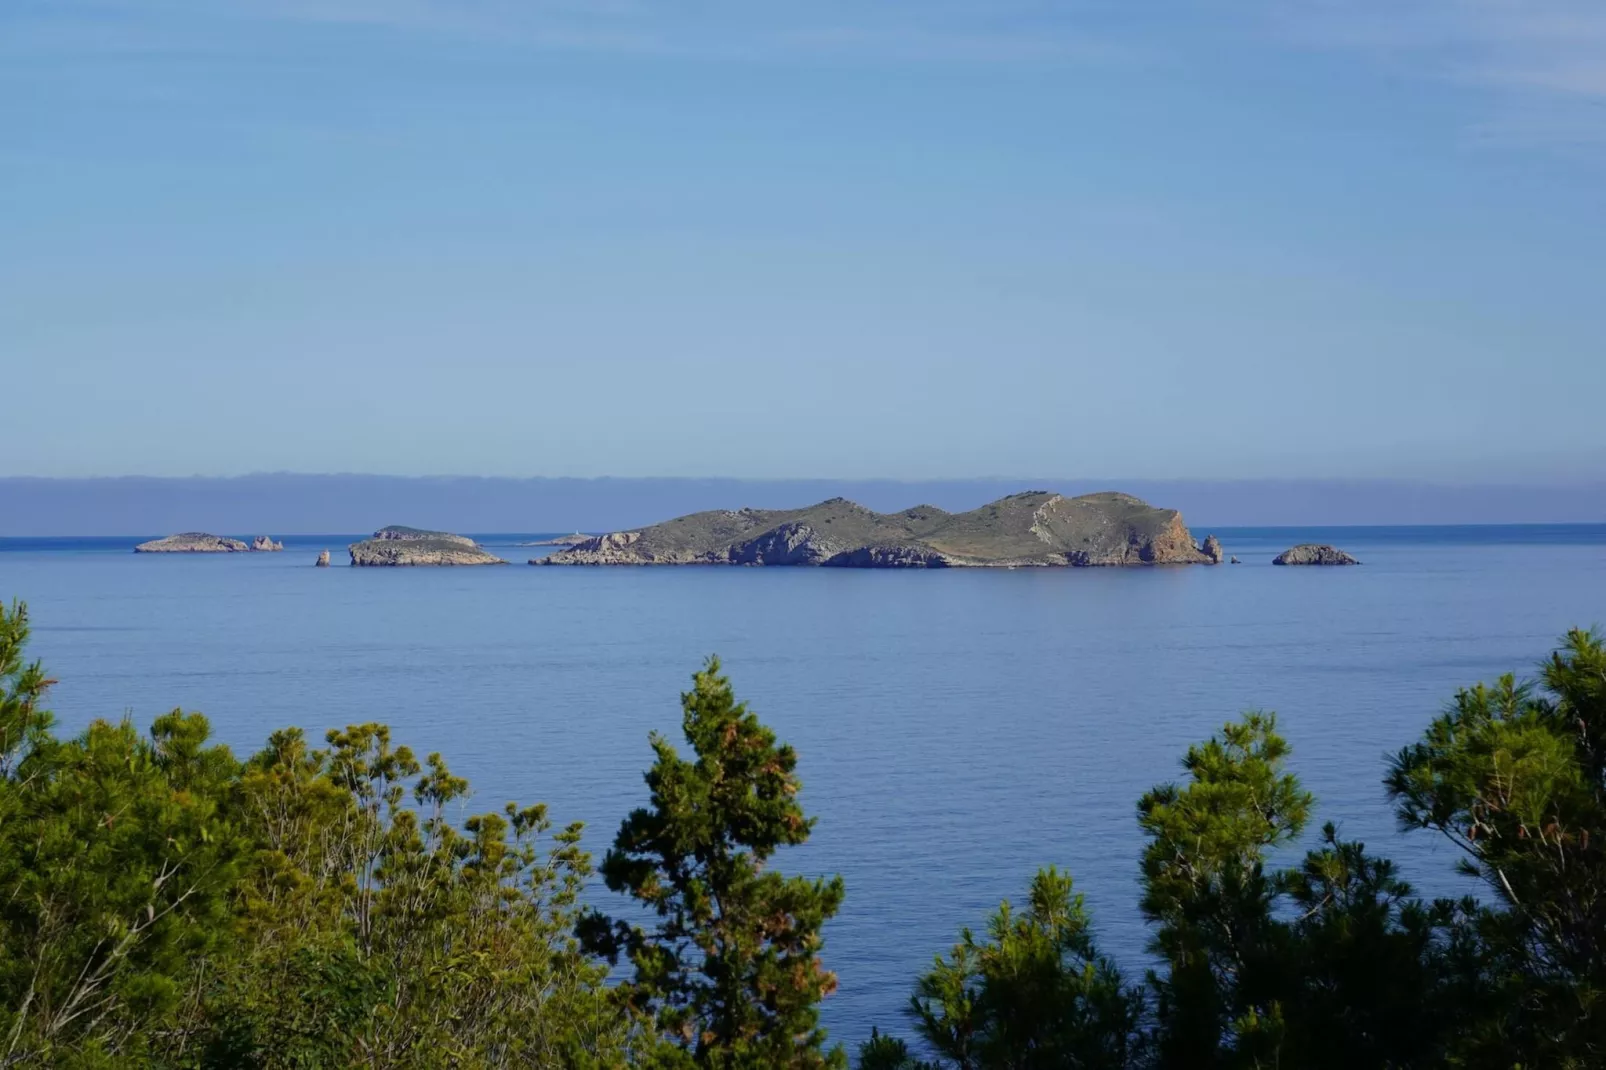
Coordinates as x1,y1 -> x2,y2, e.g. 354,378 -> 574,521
901,867 -> 1143,1069
582,657 -> 846,1068
1388,628 -> 1606,1064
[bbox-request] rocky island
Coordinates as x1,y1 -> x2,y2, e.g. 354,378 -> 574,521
1273,544 -> 1361,566
538,491 -> 1221,569
251,536 -> 284,552
348,525 -> 505,566
135,533 -> 250,553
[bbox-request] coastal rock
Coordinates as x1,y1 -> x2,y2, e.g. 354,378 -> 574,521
251,536 -> 284,552
134,532 -> 249,553
349,526 -> 505,566
540,491 -> 1216,569
517,533 -> 591,547
535,530 -> 653,565
315,550 -> 330,567
1273,544 -> 1361,566
823,544 -> 955,568
1230,556 -> 1241,564
1200,535 -> 1224,564
729,523 -> 846,566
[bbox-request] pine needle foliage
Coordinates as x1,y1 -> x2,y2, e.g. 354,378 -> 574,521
0,599 -> 625,1069
899,867 -> 1144,1069
1387,627 -> 1606,1065
582,657 -> 846,1069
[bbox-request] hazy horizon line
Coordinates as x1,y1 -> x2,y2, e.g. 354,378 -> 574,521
7,472 -> 1605,487
5,473 -> 1606,535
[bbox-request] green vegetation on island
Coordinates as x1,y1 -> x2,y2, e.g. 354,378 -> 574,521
3,596 -> 1605,1067
541,491 -> 1220,568
134,533 -> 251,553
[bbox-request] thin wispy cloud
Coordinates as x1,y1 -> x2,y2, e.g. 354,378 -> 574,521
6,0 -> 1136,65
9,1 -> 1605,148
1267,0 -> 1606,145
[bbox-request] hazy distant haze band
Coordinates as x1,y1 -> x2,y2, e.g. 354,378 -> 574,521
3,474 -> 1605,536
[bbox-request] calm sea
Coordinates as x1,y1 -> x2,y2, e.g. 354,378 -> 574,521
2,526 -> 1604,1044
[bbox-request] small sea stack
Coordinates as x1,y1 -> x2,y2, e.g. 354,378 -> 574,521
252,536 -> 284,552
134,533 -> 249,553
1273,544 -> 1361,566
315,550 -> 330,567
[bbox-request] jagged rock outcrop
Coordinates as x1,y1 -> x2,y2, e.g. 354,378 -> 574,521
1273,544 -> 1361,566
824,545 -> 955,568
1230,556 -> 1241,564
349,526 -> 504,566
1200,535 -> 1224,564
729,523 -> 847,566
251,536 -> 284,552
134,533 -> 249,553
539,491 -> 1216,569
315,550 -> 331,567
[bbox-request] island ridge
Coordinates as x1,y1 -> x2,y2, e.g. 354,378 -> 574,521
539,491 -> 1221,568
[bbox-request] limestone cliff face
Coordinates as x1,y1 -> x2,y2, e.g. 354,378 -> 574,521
824,545 -> 955,568
544,531 -> 654,565
349,526 -> 504,566
540,491 -> 1218,569
728,523 -> 848,566
135,533 -> 249,553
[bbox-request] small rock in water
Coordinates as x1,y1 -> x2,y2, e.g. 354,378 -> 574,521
1200,535 -> 1224,564
315,550 -> 330,567
1273,544 -> 1360,566
1229,556 -> 1241,564
252,535 -> 284,552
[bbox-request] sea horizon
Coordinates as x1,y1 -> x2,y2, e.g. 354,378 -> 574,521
6,521 -> 1606,550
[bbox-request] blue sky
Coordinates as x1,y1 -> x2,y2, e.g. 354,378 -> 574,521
4,1 -> 1604,481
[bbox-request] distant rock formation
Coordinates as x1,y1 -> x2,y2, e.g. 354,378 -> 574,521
134,533 -> 249,553
315,550 -> 330,567
539,492 -> 1219,569
1200,535 -> 1224,564
251,536 -> 283,552
517,533 -> 591,546
369,525 -> 479,548
349,526 -> 505,566
1230,556 -> 1241,564
1273,544 -> 1361,566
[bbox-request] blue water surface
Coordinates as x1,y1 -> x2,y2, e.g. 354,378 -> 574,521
2,526 -> 1604,1045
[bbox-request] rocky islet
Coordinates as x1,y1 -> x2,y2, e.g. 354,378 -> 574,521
135,533 -> 251,553
348,526 -> 505,566
1273,544 -> 1361,566
126,502 -> 1375,574
538,491 -> 1227,569
135,532 -> 287,553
